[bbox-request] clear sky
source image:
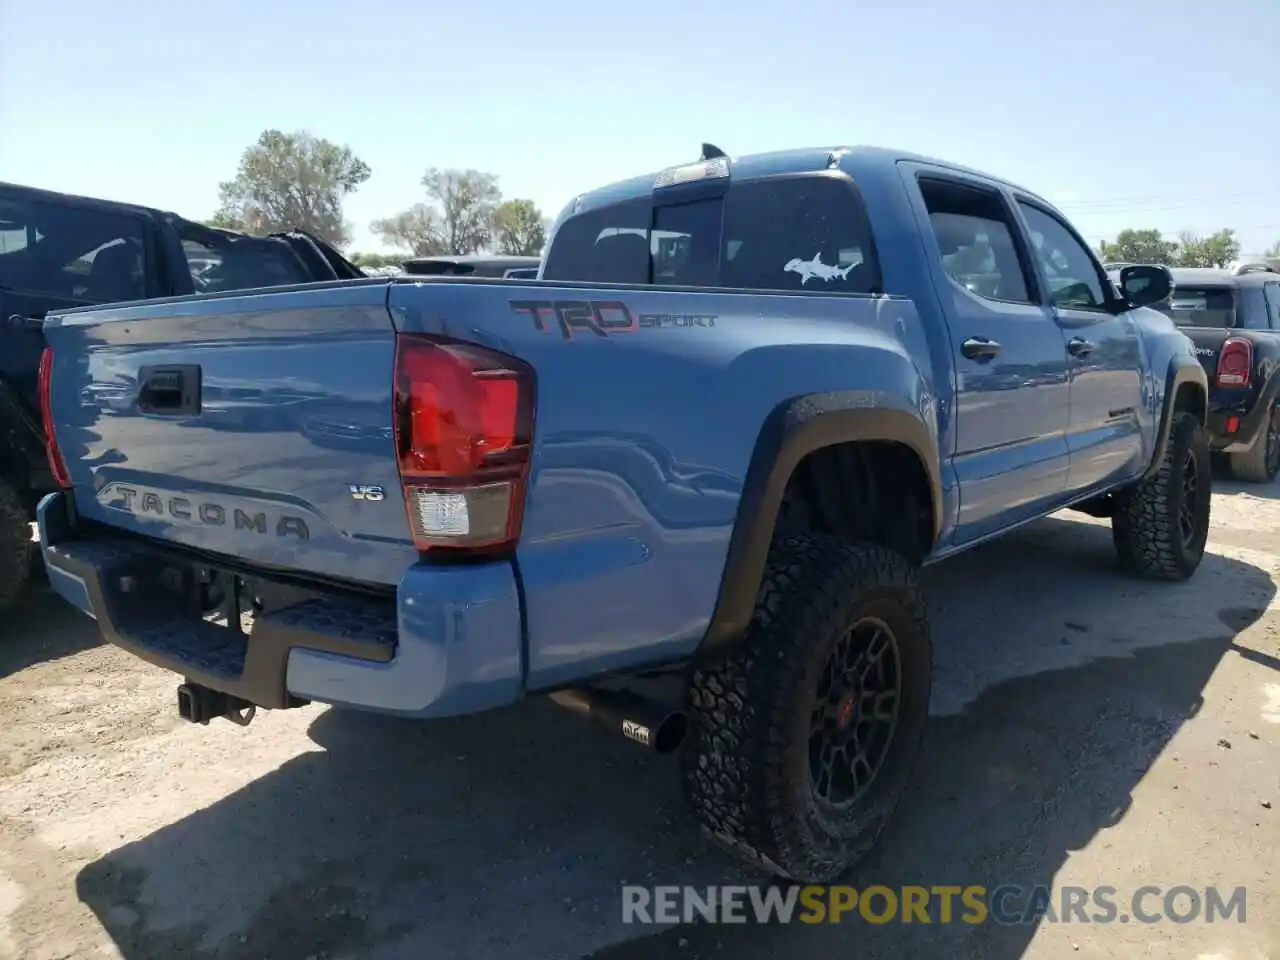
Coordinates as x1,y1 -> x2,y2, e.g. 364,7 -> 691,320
2,0 -> 1277,256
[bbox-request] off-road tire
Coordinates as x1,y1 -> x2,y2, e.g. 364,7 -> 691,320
1227,402 -> 1280,484
0,477 -> 34,611
1112,411 -> 1211,580
680,534 -> 932,883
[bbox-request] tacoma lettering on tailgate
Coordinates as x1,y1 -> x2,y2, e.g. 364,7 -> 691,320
96,483 -> 310,539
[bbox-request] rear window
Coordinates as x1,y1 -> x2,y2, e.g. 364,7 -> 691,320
1154,286 -> 1236,328
541,175 -> 881,294
0,194 -> 147,302
403,260 -> 471,276
407,260 -> 533,278
542,199 -> 652,284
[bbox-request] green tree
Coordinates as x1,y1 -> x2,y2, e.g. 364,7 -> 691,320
424,168 -> 501,254
213,130 -> 370,247
1097,228 -> 1179,266
348,252 -> 405,270
1263,240 -> 1280,266
1173,229 -> 1240,268
492,199 -> 547,256
373,168 -> 502,256
204,210 -> 245,231
370,204 -> 447,257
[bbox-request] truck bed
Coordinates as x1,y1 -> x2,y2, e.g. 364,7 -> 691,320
40,275 -> 932,709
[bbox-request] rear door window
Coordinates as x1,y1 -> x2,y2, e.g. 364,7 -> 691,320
541,175 -> 881,294
719,176 -> 880,293
918,178 -> 1034,304
0,193 -> 147,302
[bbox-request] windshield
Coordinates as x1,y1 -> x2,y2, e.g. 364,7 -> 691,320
1152,286 -> 1236,328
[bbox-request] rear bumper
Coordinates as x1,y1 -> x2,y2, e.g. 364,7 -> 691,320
1207,399 -> 1263,453
37,492 -> 525,719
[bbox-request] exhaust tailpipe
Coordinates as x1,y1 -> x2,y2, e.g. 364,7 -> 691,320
549,686 -> 688,754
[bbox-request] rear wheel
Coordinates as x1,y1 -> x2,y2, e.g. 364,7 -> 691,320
680,534 -> 932,882
0,476 -> 34,611
1112,411 -> 1211,580
1228,403 -> 1280,484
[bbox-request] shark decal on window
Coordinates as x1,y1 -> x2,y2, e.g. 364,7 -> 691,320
783,253 -> 856,286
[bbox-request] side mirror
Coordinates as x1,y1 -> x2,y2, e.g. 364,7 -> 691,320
1119,264 -> 1173,308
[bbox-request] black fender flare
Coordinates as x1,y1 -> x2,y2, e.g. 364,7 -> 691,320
1142,354 -> 1208,483
698,392 -> 942,657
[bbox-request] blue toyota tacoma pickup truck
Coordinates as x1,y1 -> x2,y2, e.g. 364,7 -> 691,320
36,145 -> 1208,882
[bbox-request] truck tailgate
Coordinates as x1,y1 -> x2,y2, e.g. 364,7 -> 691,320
43,282 -> 416,587
1184,328 -> 1226,380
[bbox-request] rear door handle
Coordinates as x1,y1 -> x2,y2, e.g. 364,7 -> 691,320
961,337 -> 1001,361
1067,337 -> 1096,357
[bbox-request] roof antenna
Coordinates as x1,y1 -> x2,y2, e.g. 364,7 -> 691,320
700,143 -> 727,161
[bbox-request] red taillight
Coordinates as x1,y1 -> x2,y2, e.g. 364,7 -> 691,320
1216,338 -> 1253,387
37,347 -> 71,489
392,335 -> 534,553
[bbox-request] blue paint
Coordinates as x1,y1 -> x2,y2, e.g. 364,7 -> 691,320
43,282 -> 416,586
38,145 -> 1201,718
37,495 -> 95,618
389,280 -> 935,686
285,559 -> 525,718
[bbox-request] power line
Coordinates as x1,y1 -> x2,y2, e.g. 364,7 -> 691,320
1054,191 -> 1277,210
1065,199 -> 1278,215
1092,224 -> 1280,234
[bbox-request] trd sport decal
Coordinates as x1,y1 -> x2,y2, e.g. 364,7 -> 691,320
510,300 -> 717,339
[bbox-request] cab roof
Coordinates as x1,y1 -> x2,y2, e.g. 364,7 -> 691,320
561,145 -> 1052,218
0,179 -> 294,248
1,179 -> 178,221
1167,266 -> 1280,288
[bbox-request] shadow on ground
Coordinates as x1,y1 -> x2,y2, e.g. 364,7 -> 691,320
1211,460 -> 1280,501
73,516 -> 1276,960
0,574 -> 103,679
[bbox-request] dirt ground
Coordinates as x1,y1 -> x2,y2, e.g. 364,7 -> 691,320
1,481 -> 1278,960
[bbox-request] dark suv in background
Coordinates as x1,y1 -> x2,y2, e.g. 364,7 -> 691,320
1110,262 -> 1280,483
0,181 -> 365,611
400,254 -> 541,278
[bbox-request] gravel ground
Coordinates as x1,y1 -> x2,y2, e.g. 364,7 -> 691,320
1,482 -> 1278,960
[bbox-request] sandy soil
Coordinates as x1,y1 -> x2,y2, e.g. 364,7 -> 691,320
1,481 -> 1278,960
